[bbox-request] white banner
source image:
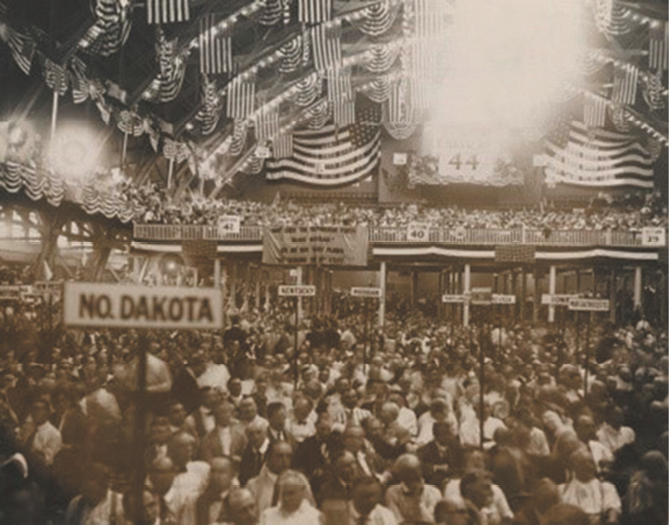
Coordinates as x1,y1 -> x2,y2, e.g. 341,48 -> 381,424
64,283 -> 223,329
442,294 -> 465,303
568,298 -> 610,312
541,294 -> 578,306
491,294 -> 516,304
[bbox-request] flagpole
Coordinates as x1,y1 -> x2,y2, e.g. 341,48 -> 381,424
50,91 -> 59,140
121,132 -> 129,167
167,158 -> 175,189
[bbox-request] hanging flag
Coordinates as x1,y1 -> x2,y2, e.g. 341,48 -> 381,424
311,21 -> 341,72
298,0 -> 331,23
545,120 -> 655,188
272,135 -> 293,159
326,68 -> 352,102
229,120 -> 248,156
199,14 -> 233,74
295,74 -> 322,107
333,100 -> 355,126
278,35 -> 302,73
611,63 -> 638,105
226,75 -> 255,120
355,0 -> 401,37
583,92 -> 607,128
195,76 -> 222,135
384,78 -> 413,124
304,101 -> 331,130
257,0 -> 282,26
266,100 -> 382,186
147,0 -> 190,24
44,59 -> 69,95
1,27 -> 35,75
649,21 -> 668,72
255,99 -> 279,141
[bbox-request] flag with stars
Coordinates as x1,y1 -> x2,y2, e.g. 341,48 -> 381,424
266,97 -> 381,185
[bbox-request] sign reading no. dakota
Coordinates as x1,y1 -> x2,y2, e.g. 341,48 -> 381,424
63,283 -> 223,329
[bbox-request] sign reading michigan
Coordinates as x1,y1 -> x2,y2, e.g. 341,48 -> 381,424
64,283 -> 223,330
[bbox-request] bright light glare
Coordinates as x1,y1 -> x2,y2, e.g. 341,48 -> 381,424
48,124 -> 103,180
430,0 -> 586,130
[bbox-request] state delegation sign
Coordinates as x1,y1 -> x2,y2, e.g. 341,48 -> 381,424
63,283 -> 223,330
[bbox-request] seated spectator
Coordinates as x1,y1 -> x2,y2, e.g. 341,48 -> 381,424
259,470 -> 320,525
199,400 -> 246,464
385,453 -> 443,523
196,456 -> 239,525
349,476 -> 397,525
64,463 -> 124,525
246,441 -> 294,516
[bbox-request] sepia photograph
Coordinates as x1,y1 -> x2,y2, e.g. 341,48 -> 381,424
0,0 -> 667,524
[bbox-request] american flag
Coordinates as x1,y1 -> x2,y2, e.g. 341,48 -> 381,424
272,135 -> 293,159
583,92 -> 607,128
545,120 -> 655,188
155,29 -> 187,102
3,27 -> 35,75
311,22 -> 341,72
44,59 -> 69,95
195,76 -> 222,135
78,0 -> 132,56
385,78 -> 413,124
649,21 -> 668,72
298,0 -> 331,23
255,101 -> 279,141
147,0 -> 190,24
266,100 -> 381,186
326,69 -> 352,102
199,14 -> 233,74
611,63 -> 638,105
333,100 -> 355,126
226,75 -> 255,120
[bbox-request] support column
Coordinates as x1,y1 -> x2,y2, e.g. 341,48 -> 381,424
378,262 -> 387,326
411,270 -> 418,306
229,261 -> 237,310
214,259 -> 221,288
633,265 -> 642,312
511,271 -> 517,319
548,265 -> 557,323
661,269 -> 667,329
533,267 -> 540,324
519,267 -> 526,322
463,263 -> 471,327
255,268 -> 261,310
609,268 -> 616,324
296,266 -> 303,322
438,271 -> 444,318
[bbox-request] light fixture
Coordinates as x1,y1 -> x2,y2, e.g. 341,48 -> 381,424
48,123 -> 104,181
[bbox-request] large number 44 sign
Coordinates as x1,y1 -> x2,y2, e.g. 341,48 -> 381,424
447,154 -> 480,171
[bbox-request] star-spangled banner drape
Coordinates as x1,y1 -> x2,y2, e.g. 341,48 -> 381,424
545,121 -> 655,188
311,22 -> 341,72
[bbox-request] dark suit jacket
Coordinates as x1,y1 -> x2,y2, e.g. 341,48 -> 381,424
293,434 -> 332,480
316,472 -> 352,506
417,439 -> 462,488
198,422 -> 247,464
238,443 -> 267,486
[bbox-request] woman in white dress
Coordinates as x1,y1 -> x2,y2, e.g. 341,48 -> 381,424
259,470 -> 321,525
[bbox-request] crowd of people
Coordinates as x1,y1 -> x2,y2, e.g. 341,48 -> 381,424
0,278 -> 666,525
128,186 -> 668,233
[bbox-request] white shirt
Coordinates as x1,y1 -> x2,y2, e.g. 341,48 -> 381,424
287,412 -> 317,443
596,424 -> 635,454
348,502 -> 397,525
415,411 -> 458,446
559,478 -> 621,521
588,440 -> 614,471
197,363 -> 230,392
66,490 -> 125,525
397,407 -> 418,437
164,461 -> 210,525
444,480 -> 513,522
246,464 -> 279,516
459,416 -> 507,450
260,500 -> 322,525
217,426 -> 232,456
32,420 -> 62,466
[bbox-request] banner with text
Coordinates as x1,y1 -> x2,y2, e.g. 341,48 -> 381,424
263,226 -> 369,266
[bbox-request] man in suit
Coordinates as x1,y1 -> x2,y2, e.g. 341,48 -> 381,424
266,401 -> 290,444
239,418 -> 270,486
293,411 -> 339,497
199,401 -> 246,465
316,449 -> 360,505
342,424 -> 384,480
417,421 -> 462,488
195,457 -> 238,525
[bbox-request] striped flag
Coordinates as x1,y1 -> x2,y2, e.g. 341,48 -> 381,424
311,22 -> 341,72
333,100 -> 355,126
326,69 -> 352,102
385,78 -> 413,124
272,134 -> 293,159
583,92 -> 607,128
195,76 -> 222,135
611,63 -> 638,105
3,27 -> 35,75
266,102 -> 381,186
255,100 -> 279,141
156,29 -> 187,102
199,14 -> 233,74
79,0 -> 132,56
649,21 -> 668,71
545,120 -> 655,188
226,75 -> 255,120
298,0 -> 331,23
147,0 -> 190,24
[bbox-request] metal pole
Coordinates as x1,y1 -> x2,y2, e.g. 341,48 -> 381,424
478,324 -> 485,450
294,296 -> 299,389
584,312 -> 591,396
364,298 -> 369,373
132,334 -> 148,525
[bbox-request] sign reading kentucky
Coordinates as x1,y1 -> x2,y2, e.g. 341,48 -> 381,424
263,225 -> 368,266
64,283 -> 223,330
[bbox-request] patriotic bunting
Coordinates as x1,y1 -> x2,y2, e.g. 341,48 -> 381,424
611,63 -> 638,105
117,110 -> 145,137
278,36 -> 303,74
355,0 -> 401,37
44,59 -> 69,95
195,76 -> 222,135
295,75 -> 322,107
649,22 -> 668,72
594,0 -> 632,36
147,0 -> 190,24
257,0 -> 283,26
229,120 -> 249,156
366,76 -> 392,103
311,22 -> 341,72
298,0 -> 331,24
71,59 -> 106,104
366,44 -> 400,73
609,104 -> 631,132
266,101 -> 381,186
226,75 -> 256,120
155,29 -> 187,102
304,101 -> 331,130
545,121 -> 654,188
1,26 -> 35,75
384,78 -> 414,124
79,0 -> 132,56
163,138 -> 190,162
199,14 -> 233,74
583,92 -> 607,128
641,70 -> 666,110
383,122 -> 417,140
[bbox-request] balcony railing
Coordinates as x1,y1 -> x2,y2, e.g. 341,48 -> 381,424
133,224 -> 658,248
